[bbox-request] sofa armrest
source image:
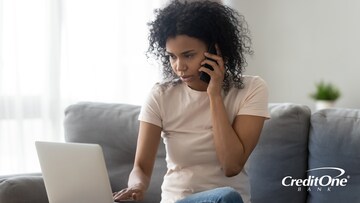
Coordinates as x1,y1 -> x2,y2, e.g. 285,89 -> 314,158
0,173 -> 48,203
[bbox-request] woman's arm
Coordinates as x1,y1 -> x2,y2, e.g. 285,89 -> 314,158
200,47 -> 266,177
113,121 -> 161,201
210,96 -> 265,177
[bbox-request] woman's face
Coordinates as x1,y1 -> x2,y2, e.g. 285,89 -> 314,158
165,35 -> 208,91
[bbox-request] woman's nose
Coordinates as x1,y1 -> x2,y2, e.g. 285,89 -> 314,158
176,60 -> 187,72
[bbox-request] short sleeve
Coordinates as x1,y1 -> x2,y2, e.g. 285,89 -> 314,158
238,77 -> 270,118
138,84 -> 163,128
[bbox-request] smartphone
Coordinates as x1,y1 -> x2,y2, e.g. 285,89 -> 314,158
200,43 -> 217,83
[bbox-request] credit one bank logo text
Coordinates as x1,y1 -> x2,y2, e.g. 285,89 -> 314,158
281,167 -> 350,192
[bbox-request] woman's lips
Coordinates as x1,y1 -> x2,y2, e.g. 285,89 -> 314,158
180,75 -> 194,82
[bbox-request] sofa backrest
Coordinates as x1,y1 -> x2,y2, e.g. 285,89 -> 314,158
246,103 -> 311,203
64,102 -> 166,203
308,108 -> 360,203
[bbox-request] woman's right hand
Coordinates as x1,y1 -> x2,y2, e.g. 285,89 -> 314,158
113,184 -> 146,202
114,121 -> 161,201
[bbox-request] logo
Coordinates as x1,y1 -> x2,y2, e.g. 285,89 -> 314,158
281,167 -> 350,192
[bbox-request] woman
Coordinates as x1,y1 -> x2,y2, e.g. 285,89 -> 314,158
113,0 -> 269,202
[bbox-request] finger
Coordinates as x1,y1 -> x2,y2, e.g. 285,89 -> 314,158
132,191 -> 144,201
201,60 -> 225,75
199,65 -> 225,81
198,66 -> 213,76
113,188 -> 127,196
114,188 -> 142,201
201,60 -> 218,70
114,194 -> 132,201
113,190 -> 131,200
204,53 -> 225,72
204,52 -> 222,62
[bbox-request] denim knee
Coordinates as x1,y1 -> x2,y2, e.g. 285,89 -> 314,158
175,187 -> 243,203
216,187 -> 243,203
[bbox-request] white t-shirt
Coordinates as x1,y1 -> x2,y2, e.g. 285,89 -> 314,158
138,75 -> 270,203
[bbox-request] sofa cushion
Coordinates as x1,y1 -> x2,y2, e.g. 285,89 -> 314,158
308,108 -> 360,203
0,175 -> 48,203
64,102 -> 166,203
246,103 -> 311,203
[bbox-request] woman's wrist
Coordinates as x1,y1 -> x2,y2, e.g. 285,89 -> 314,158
128,167 -> 150,191
128,182 -> 147,191
208,91 -> 223,103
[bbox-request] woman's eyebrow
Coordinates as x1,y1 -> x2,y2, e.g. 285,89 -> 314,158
166,50 -> 196,55
182,50 -> 195,54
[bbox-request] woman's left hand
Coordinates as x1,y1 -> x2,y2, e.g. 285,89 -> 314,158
199,44 -> 225,97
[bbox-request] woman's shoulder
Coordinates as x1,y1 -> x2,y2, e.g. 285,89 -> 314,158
227,75 -> 267,93
241,75 -> 267,87
239,75 -> 269,99
150,79 -> 183,95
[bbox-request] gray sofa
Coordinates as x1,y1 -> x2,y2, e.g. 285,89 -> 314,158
0,102 -> 359,203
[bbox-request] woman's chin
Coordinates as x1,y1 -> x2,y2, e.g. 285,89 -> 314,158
185,81 -> 208,91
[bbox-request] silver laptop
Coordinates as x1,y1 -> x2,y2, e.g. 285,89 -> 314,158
35,141 -> 116,203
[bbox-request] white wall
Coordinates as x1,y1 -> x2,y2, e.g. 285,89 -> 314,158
225,0 -> 360,111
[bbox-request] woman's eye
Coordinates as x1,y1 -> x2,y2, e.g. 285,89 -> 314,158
168,55 -> 176,60
185,54 -> 193,59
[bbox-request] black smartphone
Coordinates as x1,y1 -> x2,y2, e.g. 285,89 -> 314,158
200,43 -> 217,83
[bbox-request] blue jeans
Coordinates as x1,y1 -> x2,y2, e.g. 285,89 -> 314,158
175,187 -> 244,203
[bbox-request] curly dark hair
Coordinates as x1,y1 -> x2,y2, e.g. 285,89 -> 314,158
147,0 -> 253,90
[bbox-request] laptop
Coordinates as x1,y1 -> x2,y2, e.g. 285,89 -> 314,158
35,141 -> 117,203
